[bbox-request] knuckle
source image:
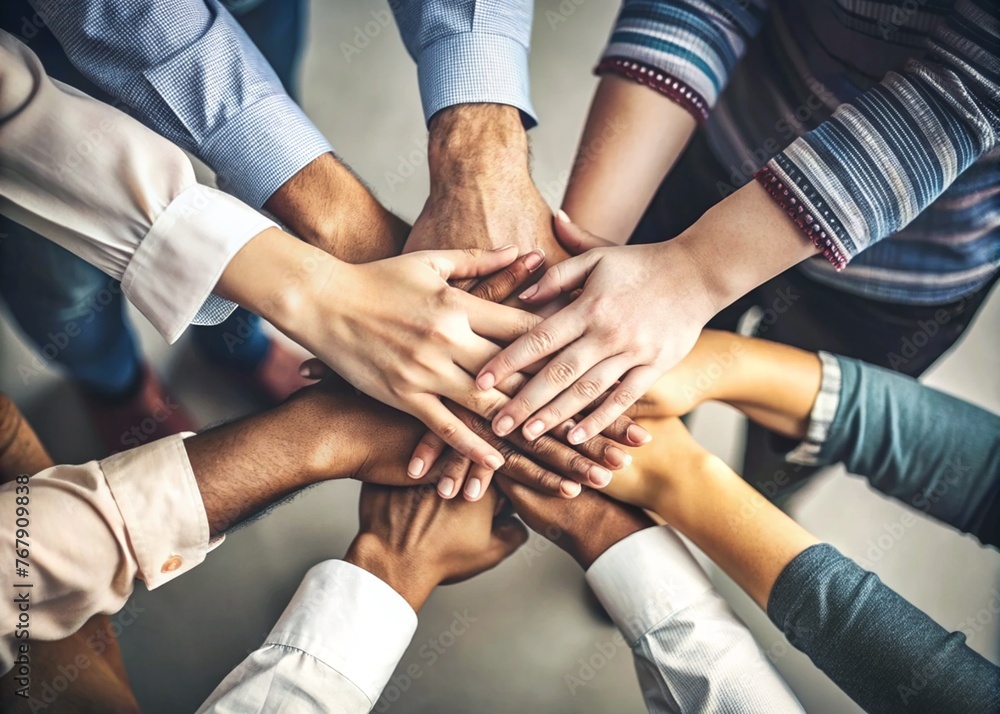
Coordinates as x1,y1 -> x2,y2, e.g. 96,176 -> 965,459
468,392 -> 504,421
513,393 -> 535,416
612,388 -> 638,408
545,360 -> 577,387
539,404 -> 562,423
567,454 -> 589,475
525,327 -> 557,356
571,379 -> 602,401
437,421 -> 460,440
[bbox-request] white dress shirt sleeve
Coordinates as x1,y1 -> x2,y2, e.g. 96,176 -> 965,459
197,560 -> 418,714
0,30 -> 277,344
0,433 -> 215,674
585,526 -> 803,713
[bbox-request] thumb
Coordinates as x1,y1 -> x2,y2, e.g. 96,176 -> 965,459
517,249 -> 598,304
554,210 -> 616,254
423,245 -> 519,282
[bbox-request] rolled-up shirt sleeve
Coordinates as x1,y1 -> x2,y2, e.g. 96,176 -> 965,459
585,526 -> 803,713
197,560 -> 417,713
0,433 -> 214,674
391,0 -> 536,126
0,30 -> 277,344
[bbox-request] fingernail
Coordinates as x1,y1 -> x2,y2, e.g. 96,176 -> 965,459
605,446 -> 631,469
589,466 -> 612,488
478,372 -> 496,391
519,284 -> 539,301
557,209 -> 571,223
561,480 -> 582,497
524,250 -> 545,272
298,364 -> 311,378
568,427 -> 586,445
524,420 -> 544,439
438,477 -> 456,498
465,477 -> 482,499
407,457 -> 425,479
484,454 -> 504,470
495,415 -> 514,436
627,424 -> 652,445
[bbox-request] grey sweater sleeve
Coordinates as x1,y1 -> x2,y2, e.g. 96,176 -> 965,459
768,544 -> 1000,713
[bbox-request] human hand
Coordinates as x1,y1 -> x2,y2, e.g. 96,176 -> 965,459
291,245 -> 542,470
293,361 -> 631,499
345,483 -> 528,610
478,213 -> 719,446
404,251 -> 649,499
404,104 -> 571,282
495,474 -> 653,570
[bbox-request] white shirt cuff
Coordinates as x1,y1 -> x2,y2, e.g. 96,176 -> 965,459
585,526 -> 715,645
100,432 -> 219,589
785,351 -> 843,465
121,184 -> 276,344
264,560 -> 418,707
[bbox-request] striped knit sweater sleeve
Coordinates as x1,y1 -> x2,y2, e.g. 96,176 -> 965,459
596,0 -> 770,124
757,0 -> 1000,269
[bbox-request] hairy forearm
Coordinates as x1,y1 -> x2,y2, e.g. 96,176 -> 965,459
414,104 -> 569,266
561,75 -> 697,243
184,405 -> 344,536
428,104 -> 529,188
264,153 -> 408,262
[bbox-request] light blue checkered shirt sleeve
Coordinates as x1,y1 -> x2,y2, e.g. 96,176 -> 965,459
391,0 -> 537,126
28,0 -> 331,209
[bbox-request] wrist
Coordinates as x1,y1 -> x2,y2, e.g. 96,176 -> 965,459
264,153 -> 408,261
655,451 -> 734,533
345,533 -> 440,612
428,104 -> 529,191
568,507 -> 651,570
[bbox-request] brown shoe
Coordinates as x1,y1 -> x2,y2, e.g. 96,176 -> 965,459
80,365 -> 197,456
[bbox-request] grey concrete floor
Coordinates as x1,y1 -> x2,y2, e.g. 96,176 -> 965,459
1,1 -> 998,712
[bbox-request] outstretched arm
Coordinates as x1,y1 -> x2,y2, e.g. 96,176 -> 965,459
604,417 -> 1000,713
635,331 -> 1000,545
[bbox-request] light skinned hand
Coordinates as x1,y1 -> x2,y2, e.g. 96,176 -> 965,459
477,212 -> 717,446
346,482 -> 528,610
294,245 -> 541,471
402,251 -> 651,500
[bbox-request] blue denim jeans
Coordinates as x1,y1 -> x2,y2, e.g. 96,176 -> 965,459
0,0 -> 305,395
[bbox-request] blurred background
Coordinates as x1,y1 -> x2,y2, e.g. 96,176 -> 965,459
1,1 -> 997,712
